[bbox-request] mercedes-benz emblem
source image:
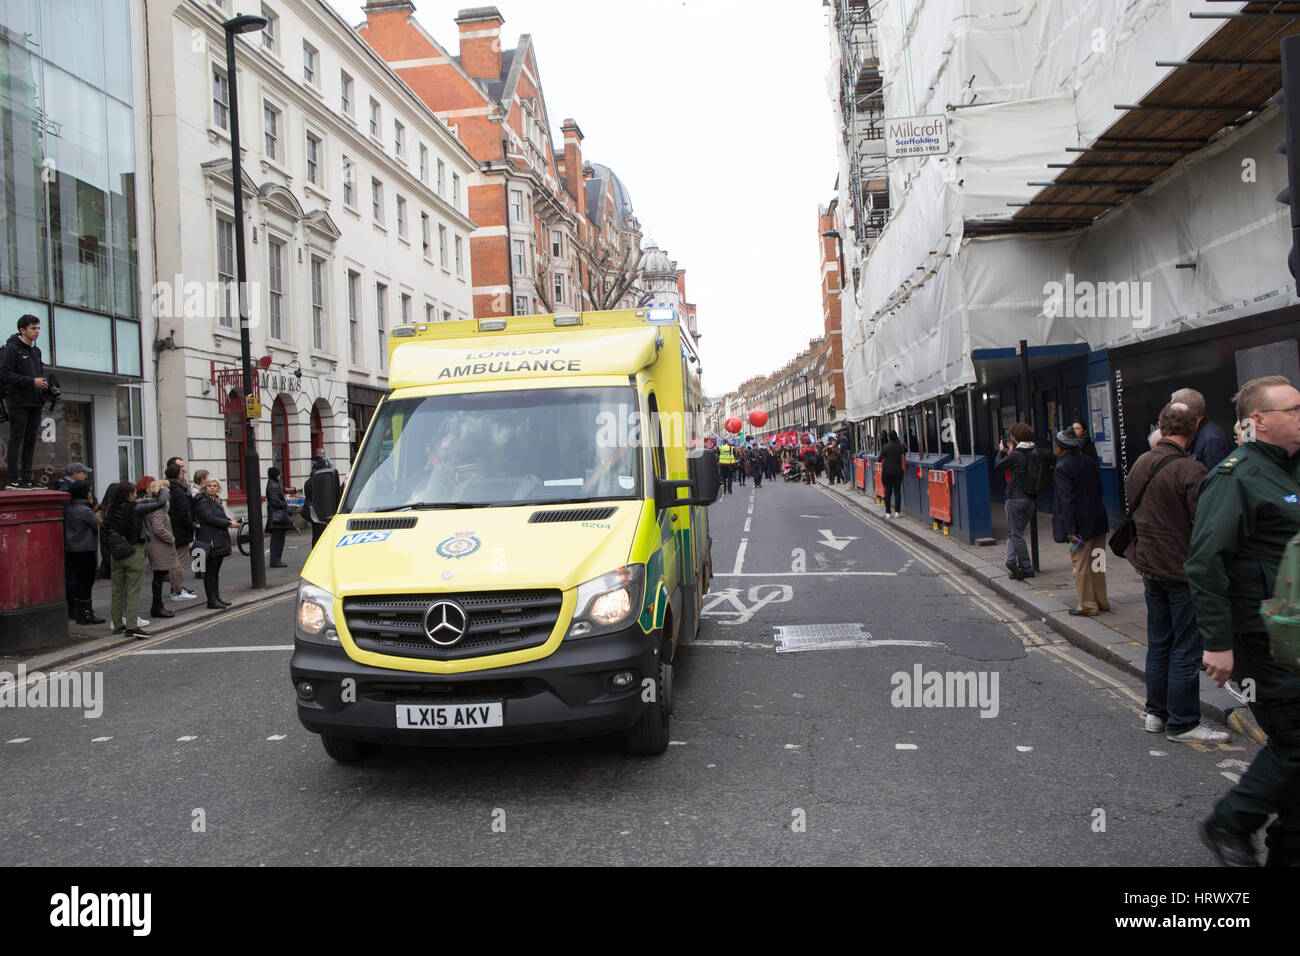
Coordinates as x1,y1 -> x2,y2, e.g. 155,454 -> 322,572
423,600 -> 469,646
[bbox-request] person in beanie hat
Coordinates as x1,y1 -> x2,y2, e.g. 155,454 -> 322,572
265,465 -> 293,568
1051,428 -> 1110,616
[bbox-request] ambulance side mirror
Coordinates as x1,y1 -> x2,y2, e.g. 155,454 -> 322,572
653,449 -> 720,511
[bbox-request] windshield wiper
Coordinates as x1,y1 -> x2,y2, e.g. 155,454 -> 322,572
372,501 -> 481,512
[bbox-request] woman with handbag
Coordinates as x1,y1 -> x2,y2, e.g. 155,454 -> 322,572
194,477 -> 238,609
143,477 -> 179,620
104,479 -> 168,638
265,466 -> 293,568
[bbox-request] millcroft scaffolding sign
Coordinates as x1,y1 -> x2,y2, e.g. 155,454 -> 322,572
885,114 -> 950,158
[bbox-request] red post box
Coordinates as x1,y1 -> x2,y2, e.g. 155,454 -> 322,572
0,489 -> 69,651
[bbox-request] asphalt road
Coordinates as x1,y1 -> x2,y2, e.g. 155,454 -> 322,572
0,478 -> 1254,865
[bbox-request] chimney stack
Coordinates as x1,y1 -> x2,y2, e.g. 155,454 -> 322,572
561,119 -> 584,204
455,7 -> 504,80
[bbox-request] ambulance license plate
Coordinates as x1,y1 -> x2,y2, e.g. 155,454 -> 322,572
396,703 -> 503,729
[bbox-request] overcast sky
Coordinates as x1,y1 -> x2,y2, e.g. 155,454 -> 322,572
331,0 -> 839,397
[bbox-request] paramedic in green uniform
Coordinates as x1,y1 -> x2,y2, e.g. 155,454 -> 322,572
1185,375 -> 1300,866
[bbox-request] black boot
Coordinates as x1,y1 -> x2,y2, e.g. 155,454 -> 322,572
76,600 -> 105,625
150,577 -> 175,618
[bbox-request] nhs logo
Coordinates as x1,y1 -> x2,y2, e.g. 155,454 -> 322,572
336,530 -> 393,547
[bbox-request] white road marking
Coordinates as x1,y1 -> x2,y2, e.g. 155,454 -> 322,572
743,517 -> 751,532
177,735 -> 198,742
7,738 -> 30,744
1016,746 -> 1034,752
799,515 -> 824,518
266,735 -> 286,741
668,740 -> 687,746
784,744 -> 801,749
134,645 -> 294,654
692,639 -> 773,649
1149,750 -> 1168,757
817,529 -> 858,551
895,743 -> 918,750
732,538 -> 748,575
713,571 -> 897,577
91,736 -> 112,742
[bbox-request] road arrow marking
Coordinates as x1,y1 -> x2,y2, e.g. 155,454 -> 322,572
817,529 -> 858,551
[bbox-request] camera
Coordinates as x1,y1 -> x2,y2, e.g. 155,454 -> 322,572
44,373 -> 61,411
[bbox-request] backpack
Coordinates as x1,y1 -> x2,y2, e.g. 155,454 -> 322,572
1024,447 -> 1056,495
1261,530 -> 1300,676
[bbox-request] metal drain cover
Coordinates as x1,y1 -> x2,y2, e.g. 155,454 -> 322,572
773,624 -> 943,654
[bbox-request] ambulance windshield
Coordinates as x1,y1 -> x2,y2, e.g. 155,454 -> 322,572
341,386 -> 643,513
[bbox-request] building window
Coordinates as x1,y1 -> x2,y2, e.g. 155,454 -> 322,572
347,269 -> 360,364
425,302 -> 436,324
371,178 -> 383,222
310,405 -> 324,460
268,238 -> 285,340
421,212 -> 431,257
454,235 -> 463,277
340,71 -> 353,115
263,103 -> 280,160
438,224 -> 448,267
419,143 -> 428,182
376,282 -> 387,370
225,392 -> 246,497
394,120 -> 405,157
514,295 -> 528,315
436,159 -> 445,196
212,66 -> 229,129
261,5 -> 278,52
551,229 -> 562,257
310,256 -> 326,350
510,189 -> 522,222
305,132 -> 320,186
553,272 -> 564,305
369,97 -> 380,138
115,385 -> 145,485
451,173 -> 461,210
303,42 -> 317,86
512,239 -> 525,275
272,396 -> 291,487
442,308 -> 452,323
217,217 -> 235,328
395,195 -> 407,238
401,293 -> 411,325
342,157 -> 354,207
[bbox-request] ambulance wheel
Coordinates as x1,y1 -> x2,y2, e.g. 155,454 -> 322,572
624,634 -> 672,755
320,734 -> 381,763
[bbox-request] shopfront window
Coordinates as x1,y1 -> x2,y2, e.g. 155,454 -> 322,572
225,391 -> 246,501
0,400 -> 93,490
115,384 -> 143,483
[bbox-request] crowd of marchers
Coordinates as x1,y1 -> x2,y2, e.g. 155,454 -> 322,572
714,432 -> 851,495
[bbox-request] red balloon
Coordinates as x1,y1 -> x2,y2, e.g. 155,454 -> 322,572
749,409 -> 768,428
725,417 -> 742,434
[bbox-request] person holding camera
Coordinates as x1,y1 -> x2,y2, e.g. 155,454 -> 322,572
0,314 -> 50,489
994,423 -> 1037,580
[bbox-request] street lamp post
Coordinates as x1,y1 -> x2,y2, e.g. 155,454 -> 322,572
224,13 -> 269,590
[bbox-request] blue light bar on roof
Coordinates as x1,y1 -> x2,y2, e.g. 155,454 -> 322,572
647,307 -> 675,323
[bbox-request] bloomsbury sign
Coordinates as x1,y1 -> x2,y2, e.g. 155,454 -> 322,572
885,114 -> 950,158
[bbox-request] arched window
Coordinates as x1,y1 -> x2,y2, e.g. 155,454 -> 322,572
272,396 -> 291,487
310,403 -> 324,457
225,390 -> 247,503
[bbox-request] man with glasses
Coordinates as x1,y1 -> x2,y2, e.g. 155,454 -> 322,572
1187,375 -> 1300,865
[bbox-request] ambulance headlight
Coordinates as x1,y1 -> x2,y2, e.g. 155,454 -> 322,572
296,581 -> 340,645
567,565 -> 645,639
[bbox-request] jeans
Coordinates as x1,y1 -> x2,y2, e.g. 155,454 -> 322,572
110,544 -> 146,628
1216,695 -> 1300,857
882,475 -> 902,514
5,405 -> 41,483
1004,496 -> 1033,572
1142,577 -> 1202,734
722,466 -> 734,494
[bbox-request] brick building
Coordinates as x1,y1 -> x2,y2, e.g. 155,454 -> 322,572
358,2 -> 644,319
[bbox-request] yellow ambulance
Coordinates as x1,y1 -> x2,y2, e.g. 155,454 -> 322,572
290,308 -> 719,761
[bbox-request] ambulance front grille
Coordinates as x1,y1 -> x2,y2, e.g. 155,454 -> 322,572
342,589 -> 563,661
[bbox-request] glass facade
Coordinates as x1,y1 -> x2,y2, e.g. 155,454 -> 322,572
0,0 -> 141,376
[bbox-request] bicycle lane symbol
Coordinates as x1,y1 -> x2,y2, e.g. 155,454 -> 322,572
701,584 -> 793,626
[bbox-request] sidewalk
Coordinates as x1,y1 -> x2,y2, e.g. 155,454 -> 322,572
820,479 -> 1266,743
4,531 -> 312,672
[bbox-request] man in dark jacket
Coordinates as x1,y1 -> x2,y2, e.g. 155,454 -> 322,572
164,462 -> 198,601
1188,375 -> 1300,866
879,431 -> 905,517
1051,428 -> 1110,616
0,315 -> 51,488
1126,404 -> 1225,743
994,422 -> 1036,580
1171,387 -> 1233,471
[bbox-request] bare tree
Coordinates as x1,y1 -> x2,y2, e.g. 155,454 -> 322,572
582,230 -> 643,311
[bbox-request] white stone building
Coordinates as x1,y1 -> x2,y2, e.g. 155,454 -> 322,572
144,0 -> 476,509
